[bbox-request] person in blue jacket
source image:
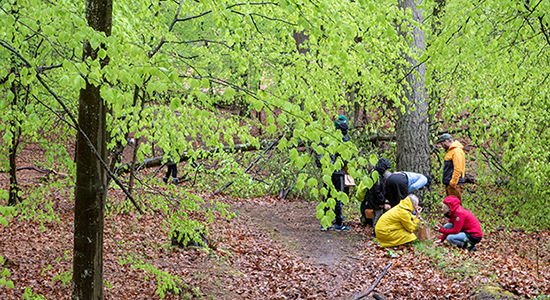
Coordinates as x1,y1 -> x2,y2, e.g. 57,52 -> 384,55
385,172 -> 431,208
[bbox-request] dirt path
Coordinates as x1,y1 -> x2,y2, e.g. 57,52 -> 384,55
239,200 -> 369,267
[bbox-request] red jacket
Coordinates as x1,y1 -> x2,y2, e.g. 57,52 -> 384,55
439,195 -> 482,240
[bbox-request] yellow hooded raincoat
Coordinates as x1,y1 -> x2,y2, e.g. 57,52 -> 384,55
375,196 -> 420,247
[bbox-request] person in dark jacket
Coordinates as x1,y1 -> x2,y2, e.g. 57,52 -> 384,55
321,115 -> 351,231
385,172 -> 431,208
360,158 -> 391,228
434,195 -> 483,251
163,138 -> 179,185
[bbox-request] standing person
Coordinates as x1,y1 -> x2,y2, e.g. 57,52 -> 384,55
434,195 -> 482,251
435,133 -> 466,200
163,138 -> 179,185
385,172 -> 431,208
322,115 -> 351,231
163,159 -> 178,185
358,158 -> 391,230
374,195 -> 422,247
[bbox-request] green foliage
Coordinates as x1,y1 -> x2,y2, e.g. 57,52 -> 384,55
0,255 -> 14,289
21,287 -> 47,300
3,0 -> 550,295
413,241 -> 480,281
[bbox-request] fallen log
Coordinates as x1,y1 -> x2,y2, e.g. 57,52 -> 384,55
349,262 -> 393,300
12,166 -> 68,179
116,142 -> 261,174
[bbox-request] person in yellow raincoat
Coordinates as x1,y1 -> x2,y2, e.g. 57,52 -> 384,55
375,195 -> 422,247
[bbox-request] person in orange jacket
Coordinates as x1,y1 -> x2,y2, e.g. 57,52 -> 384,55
436,134 -> 465,200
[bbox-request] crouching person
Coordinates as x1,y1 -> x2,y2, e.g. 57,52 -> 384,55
434,195 -> 483,251
375,194 -> 421,247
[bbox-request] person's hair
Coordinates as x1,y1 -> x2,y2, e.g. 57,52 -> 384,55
408,194 -> 419,207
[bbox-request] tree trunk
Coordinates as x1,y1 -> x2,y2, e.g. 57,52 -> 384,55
395,0 -> 430,174
8,64 -> 21,206
72,0 -> 112,299
127,137 -> 140,198
8,118 -> 20,206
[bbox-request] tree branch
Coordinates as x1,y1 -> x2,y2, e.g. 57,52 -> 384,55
213,134 -> 283,195
0,39 -> 144,214
349,262 -> 393,300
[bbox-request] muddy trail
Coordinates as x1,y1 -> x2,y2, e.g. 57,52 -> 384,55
238,200 -> 367,267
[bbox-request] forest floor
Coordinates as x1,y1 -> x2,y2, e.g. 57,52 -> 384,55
1,143 -> 550,299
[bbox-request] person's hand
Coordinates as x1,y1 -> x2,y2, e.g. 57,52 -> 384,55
434,225 -> 441,231
433,239 -> 444,246
416,207 -> 423,213
384,204 -> 391,210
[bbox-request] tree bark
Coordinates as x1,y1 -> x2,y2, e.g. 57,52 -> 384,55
395,0 -> 430,174
127,137 -> 140,198
8,118 -> 20,206
72,0 -> 112,299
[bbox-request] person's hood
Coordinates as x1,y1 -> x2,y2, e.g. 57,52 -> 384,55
443,195 -> 461,212
448,141 -> 464,151
374,158 -> 391,173
337,122 -> 349,136
398,196 -> 414,213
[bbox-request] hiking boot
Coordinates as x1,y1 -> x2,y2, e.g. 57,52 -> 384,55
321,225 -> 334,231
163,177 -> 169,184
468,245 -> 478,252
172,178 -> 179,185
334,224 -> 350,231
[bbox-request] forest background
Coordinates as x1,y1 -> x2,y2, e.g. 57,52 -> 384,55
1,0 -> 550,299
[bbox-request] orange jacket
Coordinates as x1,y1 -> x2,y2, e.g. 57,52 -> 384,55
443,141 -> 465,187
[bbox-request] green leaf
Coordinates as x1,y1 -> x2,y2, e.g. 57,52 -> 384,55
289,148 -> 299,162
296,179 -> 305,190
223,87 -> 235,99
369,154 -> 378,166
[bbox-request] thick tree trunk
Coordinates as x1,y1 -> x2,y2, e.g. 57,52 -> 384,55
395,0 -> 430,174
72,0 -> 112,299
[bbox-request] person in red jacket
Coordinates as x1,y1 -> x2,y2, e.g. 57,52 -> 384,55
434,195 -> 483,251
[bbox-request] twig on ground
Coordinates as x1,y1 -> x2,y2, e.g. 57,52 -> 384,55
349,262 -> 393,300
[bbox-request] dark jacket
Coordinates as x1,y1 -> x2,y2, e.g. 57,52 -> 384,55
331,123 -> 350,175
439,195 -> 483,241
442,141 -> 466,187
362,158 -> 391,209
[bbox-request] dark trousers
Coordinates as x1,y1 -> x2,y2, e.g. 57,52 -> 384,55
324,173 -> 345,226
165,164 -> 177,178
386,173 -> 408,208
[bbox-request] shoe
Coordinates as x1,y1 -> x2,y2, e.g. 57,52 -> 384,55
172,178 -> 179,185
334,224 -> 350,231
468,245 -> 477,252
163,177 -> 168,184
321,225 -> 334,231
333,216 -> 348,225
